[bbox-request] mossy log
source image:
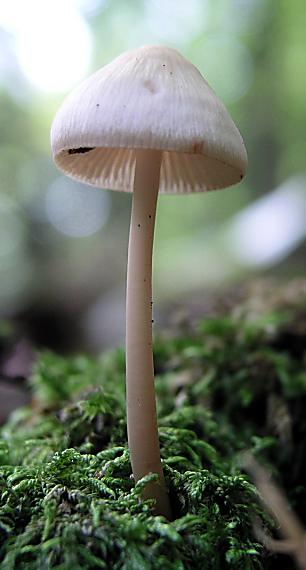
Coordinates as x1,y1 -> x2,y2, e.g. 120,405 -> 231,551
1,280 -> 306,569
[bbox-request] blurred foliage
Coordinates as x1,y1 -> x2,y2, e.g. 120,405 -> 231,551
0,0 -> 305,351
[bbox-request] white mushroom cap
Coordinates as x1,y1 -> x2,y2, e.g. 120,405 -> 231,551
51,45 -> 247,194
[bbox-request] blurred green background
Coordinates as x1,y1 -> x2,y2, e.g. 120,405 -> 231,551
0,0 -> 306,354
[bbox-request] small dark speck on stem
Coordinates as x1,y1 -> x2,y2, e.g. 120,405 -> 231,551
151,319 -> 154,323
148,214 -> 152,219
96,103 -> 100,107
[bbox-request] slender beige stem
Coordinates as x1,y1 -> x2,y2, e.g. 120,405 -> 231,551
126,149 -> 172,519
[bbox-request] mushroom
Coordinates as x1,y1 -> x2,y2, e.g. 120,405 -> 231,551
51,45 -> 247,519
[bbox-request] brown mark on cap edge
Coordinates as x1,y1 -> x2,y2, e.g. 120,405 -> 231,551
191,141 -> 203,154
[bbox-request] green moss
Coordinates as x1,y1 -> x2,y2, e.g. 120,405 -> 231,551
1,281 -> 306,568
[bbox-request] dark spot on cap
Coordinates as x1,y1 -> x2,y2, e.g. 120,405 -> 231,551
148,215 -> 152,219
162,64 -> 166,67
96,103 -> 100,107
137,224 -> 141,228
68,147 -> 95,155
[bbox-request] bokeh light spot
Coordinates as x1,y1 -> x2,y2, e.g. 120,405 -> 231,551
145,0 -> 209,44
45,177 -> 111,237
194,34 -> 254,103
0,0 -> 92,93
228,176 -> 306,266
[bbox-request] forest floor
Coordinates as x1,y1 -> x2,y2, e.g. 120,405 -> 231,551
1,279 -> 306,569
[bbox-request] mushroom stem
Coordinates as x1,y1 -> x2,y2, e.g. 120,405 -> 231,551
126,149 -> 171,519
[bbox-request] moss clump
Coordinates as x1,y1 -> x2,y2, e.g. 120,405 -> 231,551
1,279 -> 306,569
